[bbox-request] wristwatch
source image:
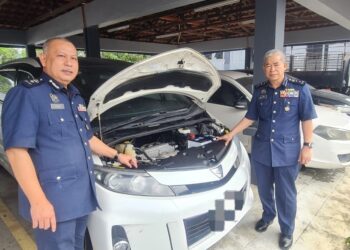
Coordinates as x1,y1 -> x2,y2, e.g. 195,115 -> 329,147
303,142 -> 313,148
114,152 -> 119,161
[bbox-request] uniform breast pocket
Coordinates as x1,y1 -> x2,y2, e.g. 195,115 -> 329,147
284,98 -> 298,114
258,99 -> 271,119
48,111 -> 75,139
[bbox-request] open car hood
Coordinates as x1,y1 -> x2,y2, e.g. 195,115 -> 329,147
88,48 -> 221,120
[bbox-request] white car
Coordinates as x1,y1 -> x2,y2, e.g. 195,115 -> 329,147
206,71 -> 350,169
0,50 -> 253,250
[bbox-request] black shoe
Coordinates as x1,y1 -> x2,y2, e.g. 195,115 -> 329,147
254,219 -> 273,232
279,234 -> 293,250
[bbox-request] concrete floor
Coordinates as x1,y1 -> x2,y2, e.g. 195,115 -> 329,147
210,167 -> 350,250
0,167 -> 349,250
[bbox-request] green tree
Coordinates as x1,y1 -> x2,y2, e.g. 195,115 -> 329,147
0,47 -> 26,64
101,51 -> 149,63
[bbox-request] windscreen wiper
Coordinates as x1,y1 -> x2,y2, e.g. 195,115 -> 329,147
145,105 -> 203,124
115,107 -> 205,130
101,112 -> 161,134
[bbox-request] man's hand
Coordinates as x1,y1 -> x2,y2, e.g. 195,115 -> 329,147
299,146 -> 312,166
30,198 -> 56,232
217,132 -> 234,146
118,153 -> 138,168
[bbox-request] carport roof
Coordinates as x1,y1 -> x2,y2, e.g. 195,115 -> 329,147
0,0 -> 337,45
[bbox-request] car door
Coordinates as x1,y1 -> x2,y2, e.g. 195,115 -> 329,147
0,67 -> 37,173
0,69 -> 17,172
206,79 -> 252,152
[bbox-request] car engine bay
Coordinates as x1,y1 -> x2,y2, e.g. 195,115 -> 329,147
104,121 -> 230,169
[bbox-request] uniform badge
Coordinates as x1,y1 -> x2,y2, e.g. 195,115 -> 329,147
286,88 -> 299,97
259,89 -> 267,99
78,104 -> 87,112
280,90 -> 287,98
29,79 -> 39,84
49,79 -> 60,90
49,93 -> 60,103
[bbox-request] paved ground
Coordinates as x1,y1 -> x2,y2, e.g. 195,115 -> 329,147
1,166 -> 349,250
210,166 -> 350,250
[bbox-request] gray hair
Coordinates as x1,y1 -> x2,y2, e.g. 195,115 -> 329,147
263,49 -> 287,64
42,37 -> 75,54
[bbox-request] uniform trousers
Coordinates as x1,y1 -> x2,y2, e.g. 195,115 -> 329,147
253,159 -> 299,236
34,215 -> 88,250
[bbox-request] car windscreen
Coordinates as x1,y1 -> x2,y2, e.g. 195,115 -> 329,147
235,76 -> 254,93
91,93 -> 196,131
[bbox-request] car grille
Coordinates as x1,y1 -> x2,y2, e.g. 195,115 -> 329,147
183,184 -> 248,246
183,212 -> 211,246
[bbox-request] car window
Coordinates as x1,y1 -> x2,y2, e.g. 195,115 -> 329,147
17,69 -> 36,82
0,71 -> 16,98
235,77 -> 254,93
70,59 -> 131,104
209,80 -> 247,107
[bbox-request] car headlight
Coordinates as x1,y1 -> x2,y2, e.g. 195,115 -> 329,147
314,125 -> 350,140
94,168 -> 175,196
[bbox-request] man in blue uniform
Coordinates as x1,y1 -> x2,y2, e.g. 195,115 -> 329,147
219,49 -> 317,249
2,37 -> 138,250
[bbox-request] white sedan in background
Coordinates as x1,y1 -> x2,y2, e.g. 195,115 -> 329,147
206,71 -> 350,169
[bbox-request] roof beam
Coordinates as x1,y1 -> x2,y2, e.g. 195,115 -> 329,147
294,0 -> 350,30
0,29 -> 26,45
180,25 -> 350,52
24,0 -> 87,28
26,0 -> 206,44
0,0 -> 8,9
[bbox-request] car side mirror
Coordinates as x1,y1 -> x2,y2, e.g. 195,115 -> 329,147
234,100 -> 248,109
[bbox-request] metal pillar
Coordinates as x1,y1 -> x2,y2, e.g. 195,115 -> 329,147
84,25 -> 101,58
245,47 -> 252,70
253,0 -> 286,84
26,44 -> 36,58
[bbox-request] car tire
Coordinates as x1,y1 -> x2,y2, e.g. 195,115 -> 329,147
84,230 -> 93,250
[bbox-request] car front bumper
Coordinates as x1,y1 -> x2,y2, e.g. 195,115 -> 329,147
307,136 -> 350,169
87,154 -> 253,250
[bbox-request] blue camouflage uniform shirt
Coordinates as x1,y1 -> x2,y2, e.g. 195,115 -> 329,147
245,76 -> 317,167
2,73 -> 98,222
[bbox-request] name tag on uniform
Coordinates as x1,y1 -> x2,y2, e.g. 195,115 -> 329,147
78,104 -> 87,112
280,89 -> 299,98
51,103 -> 65,110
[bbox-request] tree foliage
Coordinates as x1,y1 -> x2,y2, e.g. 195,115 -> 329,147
101,51 -> 149,63
0,47 -> 26,64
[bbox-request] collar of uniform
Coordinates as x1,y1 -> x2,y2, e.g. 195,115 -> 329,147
267,76 -> 288,90
40,72 -> 64,91
40,73 -> 80,96
281,76 -> 288,89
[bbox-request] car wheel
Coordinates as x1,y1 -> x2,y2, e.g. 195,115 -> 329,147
84,230 -> 93,250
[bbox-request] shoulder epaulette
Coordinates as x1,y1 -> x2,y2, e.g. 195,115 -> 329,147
22,78 -> 44,88
287,77 -> 306,86
254,81 -> 268,89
